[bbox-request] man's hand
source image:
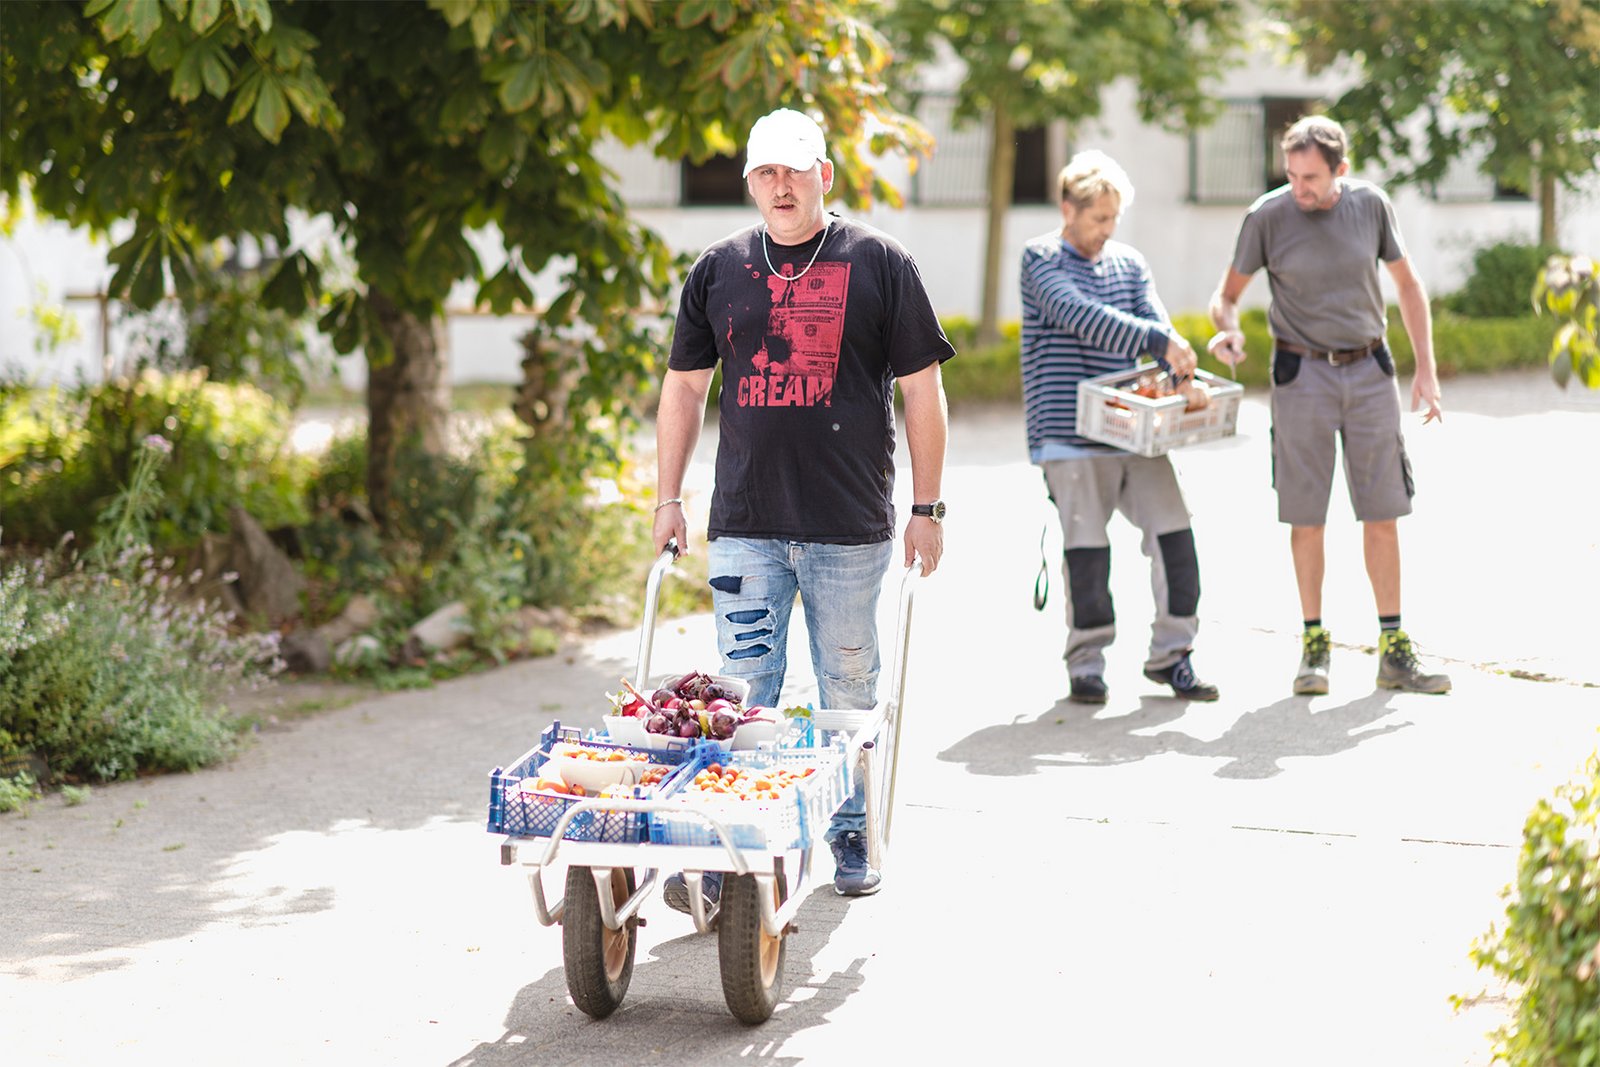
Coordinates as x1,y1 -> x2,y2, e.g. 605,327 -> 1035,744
1207,329 -> 1247,368
653,501 -> 688,556
1163,333 -> 1198,379
904,515 -> 942,576
1411,371 -> 1444,424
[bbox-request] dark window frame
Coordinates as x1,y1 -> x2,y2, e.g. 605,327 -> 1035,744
682,152 -> 748,206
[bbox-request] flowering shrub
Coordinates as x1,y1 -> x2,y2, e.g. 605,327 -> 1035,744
0,541 -> 283,782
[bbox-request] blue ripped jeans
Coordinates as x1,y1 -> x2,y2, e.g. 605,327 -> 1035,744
706,537 -> 892,842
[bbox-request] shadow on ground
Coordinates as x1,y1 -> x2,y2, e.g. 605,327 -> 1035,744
449,885 -> 861,1066
938,691 -> 1411,780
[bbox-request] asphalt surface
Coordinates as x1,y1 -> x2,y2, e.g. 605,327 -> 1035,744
3,369 -> 1598,1066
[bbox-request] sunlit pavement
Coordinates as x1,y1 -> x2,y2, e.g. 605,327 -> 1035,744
2,369 -> 1596,1066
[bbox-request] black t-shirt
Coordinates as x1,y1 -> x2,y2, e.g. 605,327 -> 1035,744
669,214 -> 954,544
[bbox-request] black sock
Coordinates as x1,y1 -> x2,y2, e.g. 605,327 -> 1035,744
1379,614 -> 1401,634
1304,618 -> 1323,632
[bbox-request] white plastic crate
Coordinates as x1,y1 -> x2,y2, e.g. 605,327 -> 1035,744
1075,363 -> 1243,457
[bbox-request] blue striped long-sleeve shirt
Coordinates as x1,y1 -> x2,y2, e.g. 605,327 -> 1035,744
1020,233 -> 1174,460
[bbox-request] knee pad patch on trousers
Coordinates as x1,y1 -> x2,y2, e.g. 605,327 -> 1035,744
1158,528 -> 1200,617
1065,546 -> 1114,629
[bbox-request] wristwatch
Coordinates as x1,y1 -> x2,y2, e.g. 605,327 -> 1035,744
910,500 -> 947,524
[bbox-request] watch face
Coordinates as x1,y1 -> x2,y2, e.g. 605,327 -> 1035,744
932,501 -> 947,522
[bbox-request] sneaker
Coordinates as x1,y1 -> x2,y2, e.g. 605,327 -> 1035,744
1376,630 -> 1451,694
1294,627 -> 1331,695
1143,652 -> 1220,701
662,870 -> 722,915
828,831 -> 881,897
1069,674 -> 1109,705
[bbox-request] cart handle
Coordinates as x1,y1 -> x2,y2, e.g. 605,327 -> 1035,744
633,538 -> 680,691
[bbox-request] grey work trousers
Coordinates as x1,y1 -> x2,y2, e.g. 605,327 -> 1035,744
1042,453 -> 1200,678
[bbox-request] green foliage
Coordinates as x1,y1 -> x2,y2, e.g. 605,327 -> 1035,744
0,546 -> 281,783
876,0 -> 1247,339
0,771 -> 39,814
940,340 -> 1022,406
299,411 -> 660,678
1445,242 -> 1567,319
1279,0 -> 1600,237
941,309 -> 1561,397
89,432 -> 173,572
0,371 -> 310,550
118,244 -> 329,405
1464,746 -> 1600,1067
880,0 -> 1245,134
2,0 -> 924,526
1533,254 -> 1600,389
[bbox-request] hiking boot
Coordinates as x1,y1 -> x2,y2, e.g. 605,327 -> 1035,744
1143,653 -> 1220,701
662,870 -> 722,915
1376,631 -> 1451,694
1069,674 -> 1109,705
1294,627 -> 1331,695
829,831 -> 881,897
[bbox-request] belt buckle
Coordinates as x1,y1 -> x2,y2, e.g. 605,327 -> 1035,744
1328,348 -> 1358,367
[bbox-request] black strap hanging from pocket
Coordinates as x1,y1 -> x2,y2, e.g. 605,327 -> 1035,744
1033,524 -> 1049,611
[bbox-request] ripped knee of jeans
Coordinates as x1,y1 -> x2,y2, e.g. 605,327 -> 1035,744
820,644 -> 876,689
723,605 -> 772,661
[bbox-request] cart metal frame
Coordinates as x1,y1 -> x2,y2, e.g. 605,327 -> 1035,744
495,545 -> 919,1020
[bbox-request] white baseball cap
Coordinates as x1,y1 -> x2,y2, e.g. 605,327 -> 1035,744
742,108 -> 827,178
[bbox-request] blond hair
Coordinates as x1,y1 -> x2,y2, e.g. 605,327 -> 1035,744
1058,150 -> 1134,210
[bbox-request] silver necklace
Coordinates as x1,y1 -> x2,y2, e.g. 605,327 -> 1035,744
762,220 -> 830,283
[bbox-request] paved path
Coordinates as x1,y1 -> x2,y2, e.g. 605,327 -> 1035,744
3,369 -> 1597,1066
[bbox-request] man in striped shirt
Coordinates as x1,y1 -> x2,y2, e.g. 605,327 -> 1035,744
1020,149 -> 1218,705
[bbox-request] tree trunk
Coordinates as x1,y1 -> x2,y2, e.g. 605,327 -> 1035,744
1538,169 -> 1557,247
366,289 -> 451,530
979,99 -> 1017,346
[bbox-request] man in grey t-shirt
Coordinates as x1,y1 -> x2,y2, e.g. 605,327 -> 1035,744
1207,115 -> 1450,697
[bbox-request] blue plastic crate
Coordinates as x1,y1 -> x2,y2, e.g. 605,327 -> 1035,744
647,744 -> 851,851
486,720 -> 696,841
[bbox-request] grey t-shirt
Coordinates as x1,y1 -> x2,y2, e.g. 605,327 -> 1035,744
1231,178 -> 1406,351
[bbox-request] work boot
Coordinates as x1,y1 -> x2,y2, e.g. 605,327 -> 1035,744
1143,652 -> 1220,701
1376,630 -> 1452,694
828,831 -> 881,897
1294,627 -> 1331,695
662,871 -> 722,915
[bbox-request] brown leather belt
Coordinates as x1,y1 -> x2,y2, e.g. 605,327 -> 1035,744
1275,338 -> 1384,366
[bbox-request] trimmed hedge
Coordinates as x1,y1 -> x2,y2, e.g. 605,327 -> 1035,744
935,309 -> 1562,403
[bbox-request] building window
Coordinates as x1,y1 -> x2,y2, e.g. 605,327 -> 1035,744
1012,124 -> 1049,204
1263,97 -> 1320,188
1190,96 -> 1321,203
683,154 -> 747,206
1431,141 -> 1533,203
913,93 -> 988,206
911,91 -> 1058,206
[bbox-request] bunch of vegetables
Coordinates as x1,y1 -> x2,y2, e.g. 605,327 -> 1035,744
608,671 -> 779,741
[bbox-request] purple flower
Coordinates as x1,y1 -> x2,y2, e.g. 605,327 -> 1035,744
142,434 -> 173,455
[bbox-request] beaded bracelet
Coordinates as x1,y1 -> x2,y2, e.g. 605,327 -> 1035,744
654,498 -> 684,512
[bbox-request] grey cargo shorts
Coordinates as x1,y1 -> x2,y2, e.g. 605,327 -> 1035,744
1269,344 -> 1415,525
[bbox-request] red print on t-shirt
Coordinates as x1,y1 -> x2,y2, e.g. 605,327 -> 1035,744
739,262 -> 850,408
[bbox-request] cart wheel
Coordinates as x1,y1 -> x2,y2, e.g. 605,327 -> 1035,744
561,865 -> 637,1019
718,873 -> 787,1024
